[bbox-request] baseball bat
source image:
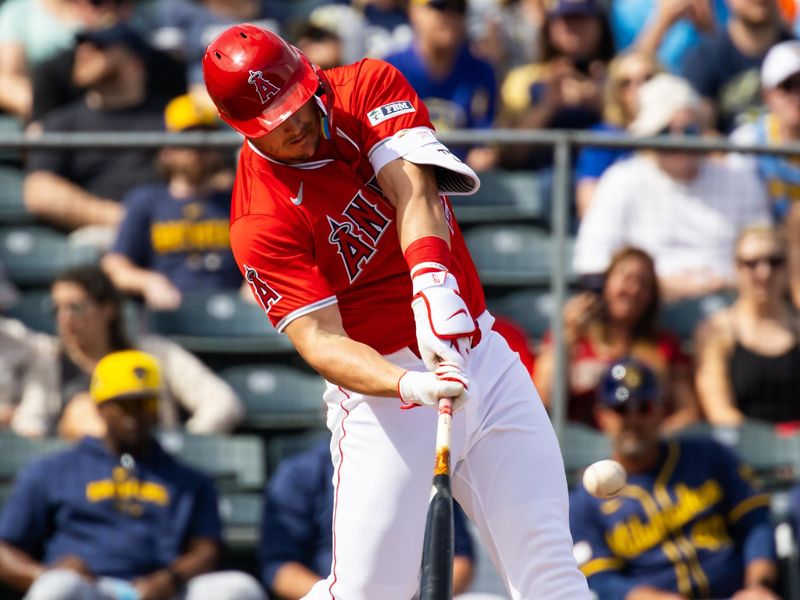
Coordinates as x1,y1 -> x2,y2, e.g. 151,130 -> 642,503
420,397 -> 454,600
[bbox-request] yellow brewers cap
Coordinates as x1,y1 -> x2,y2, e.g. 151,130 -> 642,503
90,350 -> 162,404
164,94 -> 219,132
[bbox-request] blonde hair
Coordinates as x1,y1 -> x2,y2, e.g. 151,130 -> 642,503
603,51 -> 662,127
735,224 -> 787,256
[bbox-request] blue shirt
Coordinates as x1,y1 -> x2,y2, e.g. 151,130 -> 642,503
384,43 -> 497,131
610,0 -> 728,73
570,438 -> 774,600
112,183 -> 242,293
0,437 -> 222,579
575,123 -> 630,181
260,439 -> 474,588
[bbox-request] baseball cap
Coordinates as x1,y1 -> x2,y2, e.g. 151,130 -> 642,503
628,73 -> 701,137
164,94 -> 219,132
761,40 -> 800,89
411,0 -> 468,13
548,0 -> 605,18
76,22 -> 151,58
90,350 -> 162,404
597,358 -> 660,411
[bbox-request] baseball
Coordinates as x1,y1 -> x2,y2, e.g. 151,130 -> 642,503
582,460 -> 627,499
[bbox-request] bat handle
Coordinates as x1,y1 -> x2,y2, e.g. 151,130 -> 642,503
434,398 -> 453,477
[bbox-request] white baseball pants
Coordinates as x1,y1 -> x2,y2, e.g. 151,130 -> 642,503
304,312 -> 590,600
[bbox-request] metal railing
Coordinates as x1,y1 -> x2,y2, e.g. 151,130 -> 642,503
6,127 -> 799,442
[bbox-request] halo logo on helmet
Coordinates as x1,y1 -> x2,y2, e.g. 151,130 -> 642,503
248,70 -> 281,105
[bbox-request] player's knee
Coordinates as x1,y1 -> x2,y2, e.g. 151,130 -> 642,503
25,569 -> 91,600
185,571 -> 266,600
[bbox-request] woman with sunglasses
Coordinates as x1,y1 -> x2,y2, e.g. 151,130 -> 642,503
695,225 -> 800,427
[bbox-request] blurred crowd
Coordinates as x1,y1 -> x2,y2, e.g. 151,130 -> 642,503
3,0 -> 800,598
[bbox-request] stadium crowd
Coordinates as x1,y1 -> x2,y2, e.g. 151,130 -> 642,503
3,0 -> 800,598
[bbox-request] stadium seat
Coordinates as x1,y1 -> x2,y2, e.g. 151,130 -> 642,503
4,289 -> 54,333
464,225 -> 574,286
0,432 -> 68,483
0,226 -> 100,287
488,289 -> 556,341
145,290 -> 293,354
0,167 -> 30,224
449,170 -> 547,223
221,364 -> 326,430
265,429 -> 330,475
661,291 -> 736,345
560,423 -> 611,485
157,432 -> 266,492
219,492 -> 263,547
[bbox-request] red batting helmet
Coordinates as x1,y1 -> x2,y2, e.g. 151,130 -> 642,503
202,24 -> 319,138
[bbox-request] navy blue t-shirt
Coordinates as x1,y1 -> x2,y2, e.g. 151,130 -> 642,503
260,439 -> 474,588
575,123 -> 631,182
681,29 -> 794,132
385,43 -> 496,132
0,437 -> 222,579
111,183 -> 241,293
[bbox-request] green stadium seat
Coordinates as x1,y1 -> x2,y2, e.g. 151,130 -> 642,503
4,289 -> 54,333
661,291 -> 736,344
0,431 -> 68,482
488,289 -> 556,341
464,225 -> 574,286
561,423 -> 611,477
0,227 -> 100,286
221,364 -> 326,430
145,290 -> 293,354
157,432 -> 266,492
0,167 -> 30,225
265,429 -> 330,475
218,492 -> 263,547
450,170 -> 546,223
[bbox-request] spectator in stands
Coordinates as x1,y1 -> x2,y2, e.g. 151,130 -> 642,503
292,21 -> 345,70
683,0 -> 790,133
499,0 -> 615,169
0,349 -> 265,600
11,265 -> 244,439
102,94 -> 240,311
574,73 -> 771,300
575,50 -> 662,218
469,0 -> 547,75
260,437 -> 478,599
612,0 -> 727,73
31,0 -> 186,124
384,0 -> 498,170
570,357 -> 779,600
695,225 -> 800,427
535,246 -> 698,433
24,23 -> 165,233
0,0 -> 84,119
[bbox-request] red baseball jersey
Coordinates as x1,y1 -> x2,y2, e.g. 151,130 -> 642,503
230,58 -> 486,355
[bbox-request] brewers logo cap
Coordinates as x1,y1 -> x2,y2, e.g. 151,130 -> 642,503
90,350 -> 162,404
598,358 -> 660,410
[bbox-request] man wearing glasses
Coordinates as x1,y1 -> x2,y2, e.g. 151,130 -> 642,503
570,358 -> 779,600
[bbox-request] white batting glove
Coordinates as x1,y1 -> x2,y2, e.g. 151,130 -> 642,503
411,270 -> 478,371
397,363 -> 470,412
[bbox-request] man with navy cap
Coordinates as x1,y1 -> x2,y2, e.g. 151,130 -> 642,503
569,357 -> 779,600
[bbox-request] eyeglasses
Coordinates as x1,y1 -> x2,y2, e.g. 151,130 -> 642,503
50,300 -> 90,317
656,123 -> 701,136
736,254 -> 787,269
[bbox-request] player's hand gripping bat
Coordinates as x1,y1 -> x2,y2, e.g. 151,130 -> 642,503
419,396 -> 454,600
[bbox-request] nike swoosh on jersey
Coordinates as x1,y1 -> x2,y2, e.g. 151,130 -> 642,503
290,181 -> 304,206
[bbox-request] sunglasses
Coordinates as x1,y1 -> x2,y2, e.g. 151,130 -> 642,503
778,76 -> 800,94
656,123 -> 701,137
606,400 -> 657,416
736,254 -> 787,269
618,73 -> 654,89
50,300 -> 90,317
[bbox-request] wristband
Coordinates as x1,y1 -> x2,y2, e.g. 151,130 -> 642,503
404,236 -> 451,277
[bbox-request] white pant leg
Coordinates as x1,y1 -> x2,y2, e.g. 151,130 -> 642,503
24,570 -> 105,600
451,326 -> 591,600
304,350 -> 467,600
183,571 -> 265,600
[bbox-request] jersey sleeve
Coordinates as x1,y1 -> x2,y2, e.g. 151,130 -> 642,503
350,59 -> 479,195
111,186 -> 153,266
230,214 -> 336,333
0,460 -> 51,558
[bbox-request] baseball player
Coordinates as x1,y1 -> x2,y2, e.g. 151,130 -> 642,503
203,24 -> 590,600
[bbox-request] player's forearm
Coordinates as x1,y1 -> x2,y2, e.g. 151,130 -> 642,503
0,542 -> 45,591
290,325 -> 405,397
377,158 -> 450,252
24,171 -> 123,228
271,561 -> 322,599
